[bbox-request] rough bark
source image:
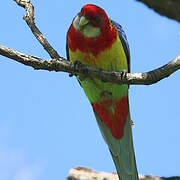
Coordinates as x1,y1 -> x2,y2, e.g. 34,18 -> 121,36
68,167 -> 180,180
15,0 -> 60,59
0,0 -> 176,86
137,0 -> 180,22
1,44 -> 180,85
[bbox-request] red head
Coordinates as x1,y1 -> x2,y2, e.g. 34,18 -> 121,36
67,4 -> 117,56
79,4 -> 109,28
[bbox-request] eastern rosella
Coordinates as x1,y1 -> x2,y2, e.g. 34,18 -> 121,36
66,4 -> 138,180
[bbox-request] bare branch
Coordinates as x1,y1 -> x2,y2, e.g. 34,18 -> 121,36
68,167 -> 180,180
68,167 -> 118,180
0,44 -> 72,72
0,44 -> 180,85
9,0 -> 180,85
14,0 -> 60,59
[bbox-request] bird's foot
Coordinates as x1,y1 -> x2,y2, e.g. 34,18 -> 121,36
69,60 -> 82,77
120,69 -> 128,79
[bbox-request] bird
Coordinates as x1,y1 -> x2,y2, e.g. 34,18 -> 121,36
66,4 -> 138,180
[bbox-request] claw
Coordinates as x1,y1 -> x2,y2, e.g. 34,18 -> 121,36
120,69 -> 127,78
69,60 -> 82,77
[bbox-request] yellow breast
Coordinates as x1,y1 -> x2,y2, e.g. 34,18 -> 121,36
68,36 -> 128,72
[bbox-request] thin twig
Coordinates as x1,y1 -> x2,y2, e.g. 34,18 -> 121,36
0,44 -> 180,85
14,0 -> 60,59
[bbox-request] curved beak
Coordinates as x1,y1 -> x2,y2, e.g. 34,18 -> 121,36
79,16 -> 89,27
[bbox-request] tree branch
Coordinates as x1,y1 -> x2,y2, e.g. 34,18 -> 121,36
68,167 -> 180,180
14,0 -> 60,59
4,0 -> 177,85
0,44 -> 180,85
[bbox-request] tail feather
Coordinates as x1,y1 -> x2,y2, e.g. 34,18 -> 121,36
110,149 -> 138,180
94,111 -> 138,180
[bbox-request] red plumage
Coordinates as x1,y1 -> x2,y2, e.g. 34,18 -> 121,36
67,4 -> 117,57
92,96 -> 129,139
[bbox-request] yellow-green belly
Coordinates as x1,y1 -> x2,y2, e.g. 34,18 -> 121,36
68,37 -> 129,103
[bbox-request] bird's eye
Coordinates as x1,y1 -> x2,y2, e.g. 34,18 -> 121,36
92,17 -> 101,26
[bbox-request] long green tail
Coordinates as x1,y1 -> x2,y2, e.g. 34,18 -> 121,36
94,111 -> 138,180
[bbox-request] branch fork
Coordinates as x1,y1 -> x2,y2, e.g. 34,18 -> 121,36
0,0 -> 180,86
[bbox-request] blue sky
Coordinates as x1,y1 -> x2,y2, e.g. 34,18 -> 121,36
0,1 -> 180,179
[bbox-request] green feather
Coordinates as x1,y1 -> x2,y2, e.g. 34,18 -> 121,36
94,111 -> 138,180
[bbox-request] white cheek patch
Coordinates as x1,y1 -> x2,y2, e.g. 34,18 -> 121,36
82,24 -> 101,38
73,15 -> 101,38
73,15 -> 80,30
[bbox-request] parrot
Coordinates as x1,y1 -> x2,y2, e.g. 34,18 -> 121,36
66,4 -> 138,180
